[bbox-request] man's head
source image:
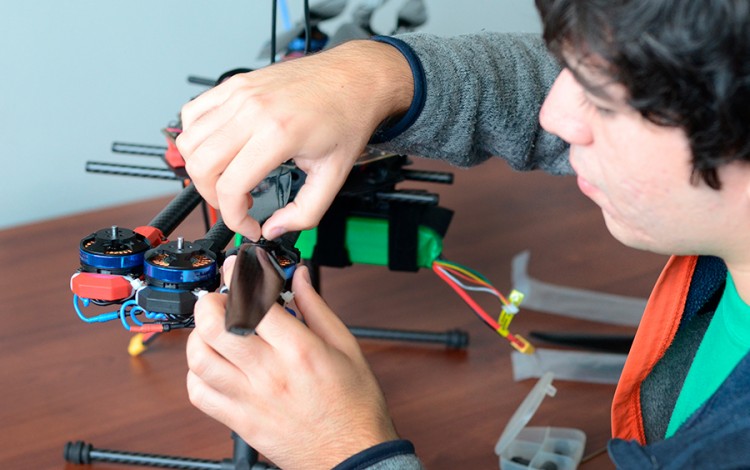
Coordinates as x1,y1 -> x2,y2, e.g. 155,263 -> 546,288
534,0 -> 750,258
536,0 -> 750,189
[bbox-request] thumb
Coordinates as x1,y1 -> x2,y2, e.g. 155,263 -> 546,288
261,160 -> 352,240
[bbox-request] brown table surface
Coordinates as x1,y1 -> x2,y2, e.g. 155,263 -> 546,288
0,158 -> 667,469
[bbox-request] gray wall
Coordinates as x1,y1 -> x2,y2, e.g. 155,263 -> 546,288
1,0 -> 541,229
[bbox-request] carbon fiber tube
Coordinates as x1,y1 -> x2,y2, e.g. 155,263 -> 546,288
86,161 -> 179,180
401,169 -> 454,184
63,439 -> 275,469
232,434 -> 258,465
348,326 -> 469,349
187,75 -> 216,86
375,191 -> 439,205
147,183 -> 203,236
64,441 -> 222,469
111,142 -> 167,156
87,449 -> 221,469
203,219 -> 234,246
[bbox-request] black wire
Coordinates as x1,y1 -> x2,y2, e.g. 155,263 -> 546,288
90,299 -> 121,307
271,0 -> 277,63
303,0 -> 311,54
167,317 -> 196,329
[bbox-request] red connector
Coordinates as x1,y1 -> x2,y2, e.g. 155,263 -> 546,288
70,273 -> 133,301
163,127 -> 186,171
134,226 -> 166,247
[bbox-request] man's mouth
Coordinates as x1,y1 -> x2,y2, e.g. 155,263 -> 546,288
576,175 -> 598,199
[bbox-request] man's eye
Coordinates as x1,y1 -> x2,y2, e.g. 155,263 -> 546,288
594,105 -> 616,117
579,94 -> 616,117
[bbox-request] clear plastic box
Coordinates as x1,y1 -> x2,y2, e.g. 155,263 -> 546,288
495,373 -> 586,470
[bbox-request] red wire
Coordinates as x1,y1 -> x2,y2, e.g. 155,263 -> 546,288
506,332 -> 524,348
130,324 -> 165,333
433,264 -> 501,331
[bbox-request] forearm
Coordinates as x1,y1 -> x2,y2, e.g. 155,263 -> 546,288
374,32 -> 571,175
323,39 -> 415,135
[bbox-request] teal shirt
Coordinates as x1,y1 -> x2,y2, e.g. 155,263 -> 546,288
666,273 -> 750,438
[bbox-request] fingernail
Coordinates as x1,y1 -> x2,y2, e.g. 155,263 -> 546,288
243,220 -> 262,242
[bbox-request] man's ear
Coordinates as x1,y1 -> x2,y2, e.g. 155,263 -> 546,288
737,162 -> 750,202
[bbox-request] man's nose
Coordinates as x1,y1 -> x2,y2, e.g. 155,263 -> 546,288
539,68 -> 593,146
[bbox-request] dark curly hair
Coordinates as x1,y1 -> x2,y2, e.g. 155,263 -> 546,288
535,0 -> 750,189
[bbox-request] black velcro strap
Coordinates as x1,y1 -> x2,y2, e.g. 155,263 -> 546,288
388,203 -> 421,272
312,198 -> 352,267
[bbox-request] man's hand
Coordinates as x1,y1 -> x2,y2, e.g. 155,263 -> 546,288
176,40 -> 413,240
186,265 -> 399,469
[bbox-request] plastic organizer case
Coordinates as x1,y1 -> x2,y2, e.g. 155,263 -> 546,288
495,373 -> 586,470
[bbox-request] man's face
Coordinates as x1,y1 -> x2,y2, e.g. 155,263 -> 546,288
539,59 -> 749,258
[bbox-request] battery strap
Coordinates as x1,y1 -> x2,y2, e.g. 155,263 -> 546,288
312,197 -> 353,268
388,203 -> 421,272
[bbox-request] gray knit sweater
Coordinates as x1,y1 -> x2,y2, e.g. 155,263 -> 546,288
377,32 -> 570,175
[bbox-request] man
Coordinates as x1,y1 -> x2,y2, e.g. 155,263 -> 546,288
177,0 -> 750,468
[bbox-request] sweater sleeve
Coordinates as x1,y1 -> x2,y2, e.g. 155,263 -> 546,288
332,440 -> 423,470
371,32 -> 572,176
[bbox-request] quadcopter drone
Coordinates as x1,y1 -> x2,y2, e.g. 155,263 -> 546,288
70,0 -> 533,354
73,133 -> 533,356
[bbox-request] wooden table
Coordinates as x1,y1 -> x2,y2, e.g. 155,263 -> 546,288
0,158 -> 667,469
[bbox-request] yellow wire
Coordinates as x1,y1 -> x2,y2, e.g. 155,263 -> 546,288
434,261 -> 485,283
434,261 -> 510,305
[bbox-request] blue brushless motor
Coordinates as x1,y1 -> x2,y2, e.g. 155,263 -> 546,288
79,226 -> 150,276
143,237 -> 219,291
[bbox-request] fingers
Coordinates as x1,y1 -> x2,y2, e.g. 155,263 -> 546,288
256,266 -> 359,357
179,101 -> 259,213
253,302 -> 314,352
214,132 -> 292,239
221,255 -> 237,289
186,330 -> 247,400
177,88 -> 250,160
179,74 -> 248,130
177,55 -> 369,241
186,370 -> 239,428
261,152 -> 356,239
192,292 -> 272,373
178,75 -> 266,240
178,77 -> 253,200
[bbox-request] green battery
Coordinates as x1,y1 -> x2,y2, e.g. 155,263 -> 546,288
295,216 -> 443,268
